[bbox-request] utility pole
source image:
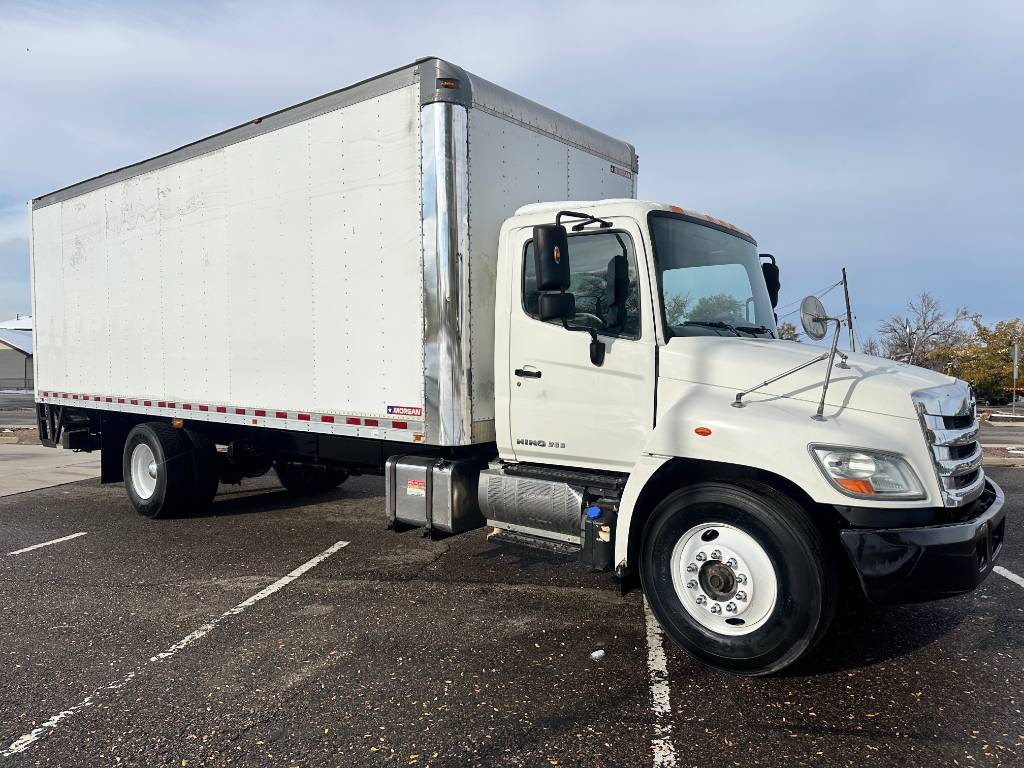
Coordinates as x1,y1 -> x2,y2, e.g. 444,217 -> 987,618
841,267 -> 856,352
1013,340 -> 1019,416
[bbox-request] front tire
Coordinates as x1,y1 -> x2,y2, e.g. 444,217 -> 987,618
640,481 -> 836,675
123,422 -> 194,518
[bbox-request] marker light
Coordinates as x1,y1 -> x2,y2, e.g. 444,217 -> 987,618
810,446 -> 925,500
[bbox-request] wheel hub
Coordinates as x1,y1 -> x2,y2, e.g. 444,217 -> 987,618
670,523 -> 779,637
700,561 -> 737,601
130,442 -> 159,501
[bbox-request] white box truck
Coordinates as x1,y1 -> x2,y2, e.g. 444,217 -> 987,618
31,58 -> 1005,674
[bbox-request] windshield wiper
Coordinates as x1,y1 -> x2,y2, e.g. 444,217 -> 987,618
679,320 -> 742,336
734,324 -> 776,338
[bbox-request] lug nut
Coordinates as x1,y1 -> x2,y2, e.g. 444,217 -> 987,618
686,563 -> 698,573
735,591 -> 747,601
695,595 -> 707,605
687,580 -> 697,590
736,573 -> 748,584
726,557 -> 738,568
696,552 -> 707,562
710,603 -> 722,614
711,549 -> 722,560
725,602 -> 737,613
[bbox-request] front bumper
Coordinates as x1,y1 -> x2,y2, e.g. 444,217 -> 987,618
840,479 -> 1006,604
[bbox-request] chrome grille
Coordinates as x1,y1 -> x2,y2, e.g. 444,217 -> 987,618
913,382 -> 985,507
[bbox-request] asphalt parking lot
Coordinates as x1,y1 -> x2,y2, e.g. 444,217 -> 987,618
0,467 -> 1021,767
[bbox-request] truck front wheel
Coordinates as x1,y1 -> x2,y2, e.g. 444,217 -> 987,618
640,482 -> 836,676
123,422 -> 194,518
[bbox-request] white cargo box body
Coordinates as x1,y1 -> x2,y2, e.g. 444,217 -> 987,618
31,58 -> 637,447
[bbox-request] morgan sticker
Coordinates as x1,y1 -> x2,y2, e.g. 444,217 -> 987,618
388,405 -> 423,417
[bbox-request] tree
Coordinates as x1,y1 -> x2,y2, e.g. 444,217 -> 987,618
692,293 -> 744,324
860,337 -> 883,357
665,294 -> 691,326
876,292 -> 973,370
951,318 -> 1023,404
777,322 -> 800,341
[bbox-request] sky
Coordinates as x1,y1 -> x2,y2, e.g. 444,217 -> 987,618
1,1 -> 1021,345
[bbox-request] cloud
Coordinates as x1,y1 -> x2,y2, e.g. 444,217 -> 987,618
1,0 -> 1022,338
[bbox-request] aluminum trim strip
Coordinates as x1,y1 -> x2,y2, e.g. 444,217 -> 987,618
34,394 -> 424,443
420,102 -> 472,446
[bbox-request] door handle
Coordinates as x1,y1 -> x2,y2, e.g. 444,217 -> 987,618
514,368 -> 542,379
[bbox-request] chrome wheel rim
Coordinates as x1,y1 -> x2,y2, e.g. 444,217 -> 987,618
670,522 -> 778,636
130,443 -> 158,500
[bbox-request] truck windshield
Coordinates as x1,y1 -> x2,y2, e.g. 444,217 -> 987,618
649,213 -> 777,338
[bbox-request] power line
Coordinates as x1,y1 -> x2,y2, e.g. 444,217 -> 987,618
776,280 -> 843,313
779,280 -> 843,319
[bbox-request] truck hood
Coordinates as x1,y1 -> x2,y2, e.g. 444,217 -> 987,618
659,337 -> 956,419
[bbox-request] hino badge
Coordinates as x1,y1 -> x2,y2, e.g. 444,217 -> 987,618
30,58 -> 1005,674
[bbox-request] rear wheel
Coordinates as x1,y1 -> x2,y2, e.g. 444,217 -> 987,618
185,429 -> 220,508
640,481 -> 836,675
274,461 -> 348,494
123,422 -> 194,518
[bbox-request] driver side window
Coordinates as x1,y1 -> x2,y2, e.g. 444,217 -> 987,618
522,231 -> 642,339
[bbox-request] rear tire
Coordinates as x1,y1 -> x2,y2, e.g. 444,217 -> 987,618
274,462 -> 348,494
640,481 -> 836,676
123,422 -> 194,519
185,429 -> 220,509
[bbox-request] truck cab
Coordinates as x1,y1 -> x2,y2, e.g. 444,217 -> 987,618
480,199 -> 1005,674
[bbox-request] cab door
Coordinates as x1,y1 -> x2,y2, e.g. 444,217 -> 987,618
506,221 -> 656,472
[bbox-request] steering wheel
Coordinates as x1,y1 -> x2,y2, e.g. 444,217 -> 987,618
573,312 -> 605,329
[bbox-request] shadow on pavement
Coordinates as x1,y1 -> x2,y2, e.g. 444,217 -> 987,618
783,596 -> 969,676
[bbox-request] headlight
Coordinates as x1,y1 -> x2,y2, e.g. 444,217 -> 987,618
809,446 -> 925,500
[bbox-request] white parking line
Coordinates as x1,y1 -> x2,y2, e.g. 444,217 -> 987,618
643,597 -> 677,768
994,565 -> 1024,589
2,539 -> 349,757
7,531 -> 88,556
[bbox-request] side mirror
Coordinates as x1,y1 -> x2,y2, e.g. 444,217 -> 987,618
604,253 -> 629,331
538,292 -> 576,321
760,254 -> 780,309
533,224 -> 570,291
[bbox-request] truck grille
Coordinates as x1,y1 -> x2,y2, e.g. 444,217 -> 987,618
913,383 -> 985,507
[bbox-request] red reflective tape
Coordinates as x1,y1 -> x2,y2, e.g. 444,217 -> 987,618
131,399 -> 138,405
215,406 -> 226,413
235,408 -> 246,415
391,421 -> 408,430
255,409 -> 266,417
321,415 -> 335,423
117,398 -> 125,404
275,411 -> 287,419
346,417 -> 360,425
93,396 -> 101,401
364,418 -> 379,427
167,402 -> 176,408
199,405 -> 209,412
297,413 -> 310,421
157,401 -> 165,408
72,395 -> 78,400
105,397 -> 113,402
183,404 -> 192,410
